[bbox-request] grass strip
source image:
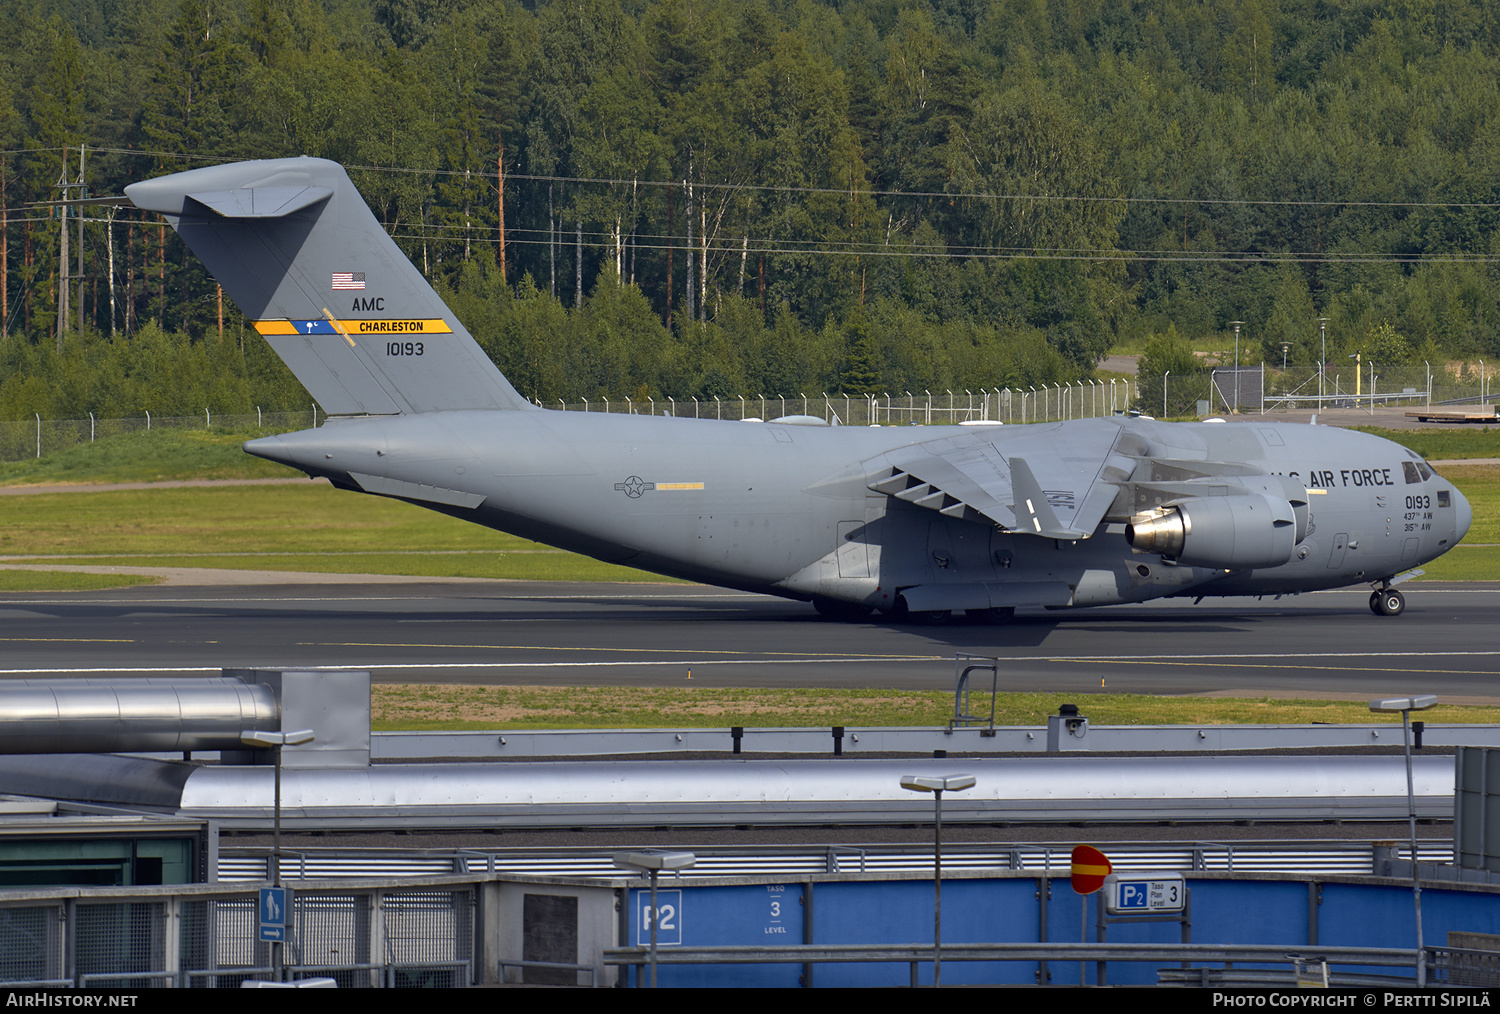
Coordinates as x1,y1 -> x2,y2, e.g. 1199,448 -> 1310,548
371,684 -> 1500,731
1416,545 -> 1500,581
1351,426 -> 1500,461
6,553 -> 669,582
0,428 -> 300,486
0,570 -> 162,592
0,485 -> 666,581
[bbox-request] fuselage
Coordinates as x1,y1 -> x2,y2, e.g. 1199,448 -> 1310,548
121,156 -> 1469,621
246,411 -> 1471,615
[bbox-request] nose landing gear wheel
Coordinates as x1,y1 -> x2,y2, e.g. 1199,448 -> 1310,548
1370,589 -> 1406,616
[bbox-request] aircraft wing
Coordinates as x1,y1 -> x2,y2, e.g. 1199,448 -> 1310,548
865,419 -> 1140,539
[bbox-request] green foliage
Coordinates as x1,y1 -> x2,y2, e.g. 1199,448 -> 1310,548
0,427 -> 301,485
0,323 -> 307,420
1137,324 -> 1201,415
7,0 -> 1500,407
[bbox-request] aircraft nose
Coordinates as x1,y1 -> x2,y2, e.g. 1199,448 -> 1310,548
1454,485 -> 1473,543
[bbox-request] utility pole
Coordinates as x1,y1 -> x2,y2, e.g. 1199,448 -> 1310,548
50,144 -> 90,346
496,124 -> 507,282
56,149 -> 68,348
77,144 -> 85,335
106,207 -> 115,335
685,173 -> 695,323
2,158 -> 8,339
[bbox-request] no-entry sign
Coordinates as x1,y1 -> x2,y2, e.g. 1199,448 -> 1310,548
1070,844 -> 1113,895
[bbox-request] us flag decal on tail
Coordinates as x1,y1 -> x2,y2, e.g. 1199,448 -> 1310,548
332,271 -> 365,290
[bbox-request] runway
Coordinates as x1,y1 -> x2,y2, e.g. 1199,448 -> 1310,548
0,579 -> 1497,702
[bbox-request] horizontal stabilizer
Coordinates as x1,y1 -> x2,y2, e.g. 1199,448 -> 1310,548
187,186 -> 332,219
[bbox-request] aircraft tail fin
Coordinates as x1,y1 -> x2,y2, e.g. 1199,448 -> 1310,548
125,158 -> 531,416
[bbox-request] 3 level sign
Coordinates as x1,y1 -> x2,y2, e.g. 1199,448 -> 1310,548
1101,873 -> 1186,915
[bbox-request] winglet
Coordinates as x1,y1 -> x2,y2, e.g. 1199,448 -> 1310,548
1010,456 -> 1085,539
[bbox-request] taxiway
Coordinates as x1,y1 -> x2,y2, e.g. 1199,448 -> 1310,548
0,579 -> 1495,702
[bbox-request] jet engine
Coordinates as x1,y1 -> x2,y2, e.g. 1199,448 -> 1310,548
1126,493 -> 1301,570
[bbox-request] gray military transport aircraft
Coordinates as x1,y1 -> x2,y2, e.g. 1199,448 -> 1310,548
122,158 -> 1471,621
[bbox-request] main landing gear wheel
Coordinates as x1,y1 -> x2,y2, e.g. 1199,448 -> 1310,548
878,596 -> 951,625
1370,589 -> 1406,616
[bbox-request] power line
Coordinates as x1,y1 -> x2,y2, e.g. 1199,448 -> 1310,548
7,146 -> 1491,271
388,228 -> 1500,266
49,146 -> 1500,212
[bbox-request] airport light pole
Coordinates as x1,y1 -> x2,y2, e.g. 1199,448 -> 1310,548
1318,318 -> 1329,407
900,774 -> 976,987
613,850 -> 695,988
1368,695 -> 1437,987
240,727 -> 315,981
1229,322 -> 1244,413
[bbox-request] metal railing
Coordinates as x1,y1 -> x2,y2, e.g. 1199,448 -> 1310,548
0,883 -> 474,989
603,941 -> 1425,988
1429,945 -> 1500,987
216,840 -> 1456,883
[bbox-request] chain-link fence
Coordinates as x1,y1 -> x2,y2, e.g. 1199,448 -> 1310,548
10,362 -> 1492,464
542,380 -> 1139,427
0,884 -> 474,988
1147,363 -> 1495,419
0,410 -> 320,463
1,383 -> 1143,463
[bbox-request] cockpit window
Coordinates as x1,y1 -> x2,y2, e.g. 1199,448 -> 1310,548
1439,490 -> 1451,508
1403,459 -> 1434,483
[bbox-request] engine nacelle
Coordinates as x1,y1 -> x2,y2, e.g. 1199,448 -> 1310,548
1126,494 -> 1300,570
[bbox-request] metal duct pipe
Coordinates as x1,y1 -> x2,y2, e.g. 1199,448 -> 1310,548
0,678 -> 278,753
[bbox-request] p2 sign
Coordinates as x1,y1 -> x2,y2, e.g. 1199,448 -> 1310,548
1103,873 -> 1185,914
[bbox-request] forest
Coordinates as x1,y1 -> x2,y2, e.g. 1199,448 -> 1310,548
1,0 -> 1499,419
